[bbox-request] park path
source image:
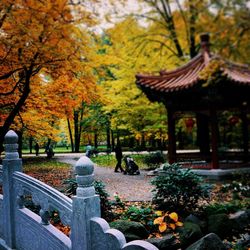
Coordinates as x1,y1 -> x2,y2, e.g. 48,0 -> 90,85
56,154 -> 154,201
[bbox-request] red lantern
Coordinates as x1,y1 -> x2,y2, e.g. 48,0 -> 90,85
185,118 -> 195,132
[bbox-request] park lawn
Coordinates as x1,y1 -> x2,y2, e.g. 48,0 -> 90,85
91,154 -> 149,169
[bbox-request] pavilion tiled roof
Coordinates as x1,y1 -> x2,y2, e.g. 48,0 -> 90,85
136,35 -> 250,93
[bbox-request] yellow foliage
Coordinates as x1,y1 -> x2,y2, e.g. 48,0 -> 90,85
0,0 -> 102,140
154,211 -> 183,233
97,17 -> 169,139
169,212 -> 179,222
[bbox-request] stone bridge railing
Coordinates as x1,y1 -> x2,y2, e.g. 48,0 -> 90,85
0,130 -> 158,250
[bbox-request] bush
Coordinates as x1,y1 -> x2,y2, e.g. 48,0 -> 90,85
143,151 -> 166,169
204,202 -> 243,216
120,205 -> 157,231
151,163 -> 211,215
221,180 -> 250,199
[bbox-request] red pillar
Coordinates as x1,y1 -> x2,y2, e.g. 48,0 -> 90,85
167,108 -> 176,163
210,108 -> 219,169
241,108 -> 249,162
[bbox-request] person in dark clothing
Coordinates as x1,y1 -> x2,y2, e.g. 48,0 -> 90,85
34,142 -> 39,156
114,141 -> 124,173
45,144 -> 54,158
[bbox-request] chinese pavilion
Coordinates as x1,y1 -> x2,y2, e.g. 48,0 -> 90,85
136,34 -> 250,169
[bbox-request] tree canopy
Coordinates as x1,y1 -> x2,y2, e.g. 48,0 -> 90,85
0,0 -> 100,148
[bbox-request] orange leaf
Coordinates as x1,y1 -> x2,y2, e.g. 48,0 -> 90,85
176,221 -> 183,227
169,223 -> 176,230
169,212 -> 178,222
159,222 -> 167,233
154,217 -> 163,225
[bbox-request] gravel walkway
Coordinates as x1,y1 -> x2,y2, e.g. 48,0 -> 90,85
57,156 -> 154,201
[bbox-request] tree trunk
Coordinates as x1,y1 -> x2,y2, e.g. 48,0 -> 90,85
189,0 -> 198,58
141,133 -> 146,150
74,111 -> 80,152
17,130 -> 23,158
111,130 -> 115,151
67,118 -> 74,152
94,131 -> 98,149
106,126 -> 111,150
0,69 -> 31,152
29,137 -> 33,154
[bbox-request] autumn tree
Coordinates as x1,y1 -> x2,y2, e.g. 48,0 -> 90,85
0,0 -> 98,151
97,17 -> 169,149
114,0 -> 250,61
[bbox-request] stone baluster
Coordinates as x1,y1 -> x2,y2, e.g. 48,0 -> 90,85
2,130 -> 22,248
40,209 -> 50,225
71,156 -> 101,250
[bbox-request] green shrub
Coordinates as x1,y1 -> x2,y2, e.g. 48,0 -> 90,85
143,151 -> 165,169
221,180 -> 250,199
151,163 -> 211,215
121,205 -> 157,231
204,202 -> 243,216
113,192 -> 125,209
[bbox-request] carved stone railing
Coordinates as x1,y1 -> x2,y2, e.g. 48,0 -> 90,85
0,164 -> 3,239
0,130 -> 158,250
13,172 -> 72,225
0,165 -> 3,184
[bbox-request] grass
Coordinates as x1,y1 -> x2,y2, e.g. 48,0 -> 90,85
21,151 -> 159,171
22,145 -> 109,154
22,157 -> 71,172
91,154 -> 149,169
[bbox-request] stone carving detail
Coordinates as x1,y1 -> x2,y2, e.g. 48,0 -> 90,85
0,165 -> 3,184
13,172 -> 73,226
75,156 -> 95,198
17,195 -> 24,209
90,218 -> 158,250
0,194 -> 3,237
40,209 -> 50,225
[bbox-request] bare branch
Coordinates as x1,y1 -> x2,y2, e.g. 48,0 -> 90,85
0,77 -> 24,96
0,68 -> 23,80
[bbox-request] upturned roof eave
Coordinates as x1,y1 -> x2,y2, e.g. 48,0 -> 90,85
136,51 -> 250,94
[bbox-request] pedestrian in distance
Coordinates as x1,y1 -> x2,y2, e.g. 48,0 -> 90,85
85,144 -> 92,158
45,144 -> 54,158
34,142 -> 39,156
114,140 -> 124,173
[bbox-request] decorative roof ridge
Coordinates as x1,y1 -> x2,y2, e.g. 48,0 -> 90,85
223,59 -> 250,71
205,54 -> 250,70
202,50 -> 211,65
136,53 -> 204,80
160,53 -> 204,75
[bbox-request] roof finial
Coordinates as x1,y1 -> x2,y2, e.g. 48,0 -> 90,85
200,33 -> 210,54
200,33 -> 210,64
